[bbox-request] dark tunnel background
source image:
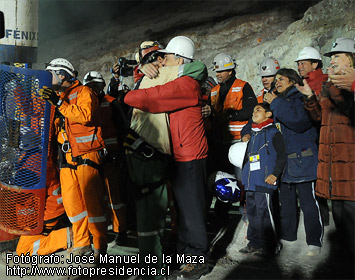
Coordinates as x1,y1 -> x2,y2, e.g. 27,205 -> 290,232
38,0 -> 321,45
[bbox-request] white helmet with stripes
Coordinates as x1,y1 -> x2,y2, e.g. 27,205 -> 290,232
213,53 -> 236,71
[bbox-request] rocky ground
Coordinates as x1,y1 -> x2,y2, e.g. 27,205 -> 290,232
0,201 -> 354,280
205,209 -> 354,280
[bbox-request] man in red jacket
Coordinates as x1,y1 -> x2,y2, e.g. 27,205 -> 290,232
296,47 -> 330,226
125,36 -> 209,280
296,47 -> 328,96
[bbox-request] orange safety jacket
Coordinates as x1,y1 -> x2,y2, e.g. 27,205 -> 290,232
58,81 -> 105,157
210,79 -> 248,140
256,88 -> 267,103
45,107 -> 65,222
98,95 -> 120,153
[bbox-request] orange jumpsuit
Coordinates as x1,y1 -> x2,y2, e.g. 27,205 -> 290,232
98,95 -> 126,233
16,227 -> 70,255
17,108 -> 69,255
57,80 -> 107,253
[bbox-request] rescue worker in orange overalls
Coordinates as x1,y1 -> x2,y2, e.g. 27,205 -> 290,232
16,104 -> 71,255
209,53 -> 257,223
82,71 -> 127,242
39,58 -> 107,258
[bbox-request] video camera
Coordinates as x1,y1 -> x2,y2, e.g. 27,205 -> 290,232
111,57 -> 137,77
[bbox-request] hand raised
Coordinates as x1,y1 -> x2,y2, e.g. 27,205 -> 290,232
295,79 -> 313,98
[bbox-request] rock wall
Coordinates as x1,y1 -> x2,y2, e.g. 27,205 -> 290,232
37,0 -> 355,93
193,0 -> 355,93
230,0 -> 355,93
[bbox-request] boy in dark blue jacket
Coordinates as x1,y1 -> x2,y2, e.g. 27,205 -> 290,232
240,103 -> 286,257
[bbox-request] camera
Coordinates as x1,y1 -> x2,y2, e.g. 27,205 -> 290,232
111,57 -> 137,77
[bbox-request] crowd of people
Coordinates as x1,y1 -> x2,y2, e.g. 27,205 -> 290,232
14,36 -> 355,280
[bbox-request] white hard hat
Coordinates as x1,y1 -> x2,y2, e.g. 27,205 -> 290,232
324,38 -> 355,57
258,57 -> 280,76
228,141 -> 248,169
158,36 -> 195,59
212,53 -> 236,71
83,71 -> 105,86
45,58 -> 75,77
295,47 -> 322,61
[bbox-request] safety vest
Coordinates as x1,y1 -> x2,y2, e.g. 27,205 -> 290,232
99,95 -> 120,153
256,88 -> 267,103
59,81 -> 105,157
210,79 -> 248,140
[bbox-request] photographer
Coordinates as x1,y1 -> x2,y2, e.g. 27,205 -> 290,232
107,58 -> 137,141
107,58 -> 136,98
106,71 -> 120,97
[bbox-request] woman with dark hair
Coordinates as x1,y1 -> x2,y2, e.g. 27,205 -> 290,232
264,68 -> 323,256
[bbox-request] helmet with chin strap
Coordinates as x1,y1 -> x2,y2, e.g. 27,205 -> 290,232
46,58 -> 75,77
46,58 -> 76,84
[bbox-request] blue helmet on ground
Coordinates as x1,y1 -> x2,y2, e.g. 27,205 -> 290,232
214,171 -> 243,203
